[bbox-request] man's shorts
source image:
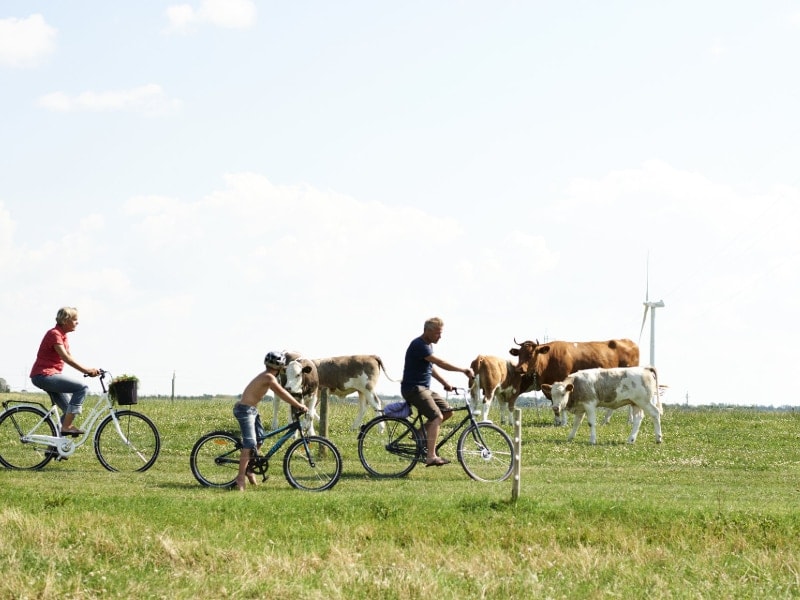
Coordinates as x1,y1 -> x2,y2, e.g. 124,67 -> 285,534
401,386 -> 452,420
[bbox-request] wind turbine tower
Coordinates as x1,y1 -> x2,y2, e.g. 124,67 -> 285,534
639,258 -> 665,366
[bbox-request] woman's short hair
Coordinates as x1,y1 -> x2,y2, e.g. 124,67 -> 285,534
56,307 -> 79,325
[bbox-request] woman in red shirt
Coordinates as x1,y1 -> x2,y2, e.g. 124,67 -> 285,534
30,307 -> 100,436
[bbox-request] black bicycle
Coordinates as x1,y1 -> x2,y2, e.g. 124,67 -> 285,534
189,410 -> 342,492
357,387 -> 514,482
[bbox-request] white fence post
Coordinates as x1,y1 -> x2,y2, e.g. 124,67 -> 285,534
512,408 -> 522,502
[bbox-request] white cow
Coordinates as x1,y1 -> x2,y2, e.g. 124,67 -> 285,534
541,366 -> 663,445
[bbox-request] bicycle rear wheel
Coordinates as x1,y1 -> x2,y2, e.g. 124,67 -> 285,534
94,410 -> 161,472
190,431 -> 241,488
358,416 -> 420,478
283,435 -> 342,491
457,422 -> 514,482
0,406 -> 57,470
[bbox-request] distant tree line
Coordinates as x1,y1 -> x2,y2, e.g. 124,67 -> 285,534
0,378 -> 10,393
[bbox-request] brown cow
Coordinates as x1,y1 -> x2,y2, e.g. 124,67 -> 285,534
509,338 -> 640,425
468,355 -> 535,425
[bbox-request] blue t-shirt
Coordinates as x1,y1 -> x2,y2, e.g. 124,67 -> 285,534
401,335 -> 433,393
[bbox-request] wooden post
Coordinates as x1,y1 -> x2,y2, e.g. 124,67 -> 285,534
319,388 -> 329,438
512,408 -> 522,502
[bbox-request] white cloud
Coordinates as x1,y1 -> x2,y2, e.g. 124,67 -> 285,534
2,168 -> 798,406
0,14 -> 57,68
165,0 -> 257,33
37,84 -> 182,117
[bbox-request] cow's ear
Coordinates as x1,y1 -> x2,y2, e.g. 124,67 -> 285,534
541,384 -> 551,393
509,348 -> 519,356
538,345 -> 551,354
302,366 -> 312,374
565,383 -> 573,392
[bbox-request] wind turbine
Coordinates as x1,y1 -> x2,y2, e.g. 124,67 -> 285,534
638,259 -> 664,366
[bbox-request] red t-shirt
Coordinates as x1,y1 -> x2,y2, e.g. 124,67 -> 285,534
30,326 -> 69,377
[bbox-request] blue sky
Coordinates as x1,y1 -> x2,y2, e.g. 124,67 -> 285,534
1,1 -> 798,408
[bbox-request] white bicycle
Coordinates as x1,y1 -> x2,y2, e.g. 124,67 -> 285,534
0,370 -> 161,472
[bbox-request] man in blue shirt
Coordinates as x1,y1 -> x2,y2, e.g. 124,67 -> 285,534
401,317 -> 474,466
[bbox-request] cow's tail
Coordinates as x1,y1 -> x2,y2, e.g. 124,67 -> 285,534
374,356 -> 400,383
646,366 -> 663,414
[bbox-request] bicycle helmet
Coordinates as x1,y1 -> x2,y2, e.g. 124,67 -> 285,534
264,351 -> 287,370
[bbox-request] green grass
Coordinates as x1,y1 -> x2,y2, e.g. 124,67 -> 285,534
2,393 -> 800,599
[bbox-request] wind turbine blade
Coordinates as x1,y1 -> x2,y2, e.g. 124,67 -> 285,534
638,305 -> 649,344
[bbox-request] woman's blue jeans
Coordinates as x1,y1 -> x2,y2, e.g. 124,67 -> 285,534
30,373 -> 89,421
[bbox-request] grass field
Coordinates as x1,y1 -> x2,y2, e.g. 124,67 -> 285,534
2,392 -> 800,599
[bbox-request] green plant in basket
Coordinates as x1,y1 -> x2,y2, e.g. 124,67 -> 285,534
109,374 -> 139,405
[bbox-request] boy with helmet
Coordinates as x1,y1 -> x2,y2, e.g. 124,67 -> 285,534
232,351 -> 308,491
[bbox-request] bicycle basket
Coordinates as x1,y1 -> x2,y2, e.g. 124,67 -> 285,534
109,379 -> 138,405
384,401 -> 411,418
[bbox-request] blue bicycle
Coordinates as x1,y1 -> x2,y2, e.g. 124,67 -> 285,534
189,410 -> 342,491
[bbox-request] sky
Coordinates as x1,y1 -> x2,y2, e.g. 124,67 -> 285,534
1,1 -> 799,407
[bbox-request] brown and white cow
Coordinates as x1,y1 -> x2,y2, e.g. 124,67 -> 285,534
509,338 -> 640,425
274,354 -> 396,431
468,355 -> 535,425
541,366 -> 663,444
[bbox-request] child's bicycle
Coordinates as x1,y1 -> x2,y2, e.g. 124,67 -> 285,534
189,409 -> 343,492
357,387 -> 515,482
0,370 -> 161,472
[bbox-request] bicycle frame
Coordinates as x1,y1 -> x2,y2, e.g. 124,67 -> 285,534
256,418 -> 303,461
411,389 -> 484,457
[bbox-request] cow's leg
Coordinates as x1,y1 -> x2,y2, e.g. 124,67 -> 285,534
627,406 -> 645,443
567,411 -> 584,441
304,393 -> 318,437
469,377 -> 485,420
351,392 -> 369,430
585,405 -> 598,444
642,402 -> 663,443
481,393 -> 494,422
601,408 -> 614,425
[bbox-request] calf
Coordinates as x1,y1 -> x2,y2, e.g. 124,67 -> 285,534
315,355 -> 396,430
541,366 -> 663,445
469,355 -> 534,425
274,353 -> 395,431
274,357 -> 320,434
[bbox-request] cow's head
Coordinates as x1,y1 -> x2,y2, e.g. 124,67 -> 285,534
541,380 -> 573,426
509,338 -> 548,388
283,359 -> 315,398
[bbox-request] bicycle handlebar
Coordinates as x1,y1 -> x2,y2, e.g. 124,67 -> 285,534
84,369 -> 108,378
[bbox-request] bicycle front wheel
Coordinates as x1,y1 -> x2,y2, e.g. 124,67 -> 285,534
358,416 -> 420,478
94,410 -> 161,472
457,422 -> 514,482
190,431 -> 241,488
283,435 -> 342,491
0,406 -> 57,470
